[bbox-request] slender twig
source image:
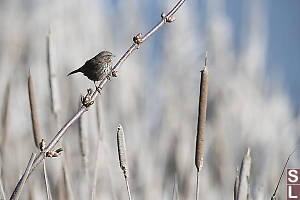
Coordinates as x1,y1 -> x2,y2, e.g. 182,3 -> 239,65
117,125 -> 131,200
9,1 -> 186,196
9,153 -> 36,200
125,179 -> 132,200
271,148 -> 298,200
195,52 -> 208,200
28,69 -> 42,149
43,161 -> 53,200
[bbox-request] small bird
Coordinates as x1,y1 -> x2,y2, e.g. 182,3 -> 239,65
68,50 -> 115,92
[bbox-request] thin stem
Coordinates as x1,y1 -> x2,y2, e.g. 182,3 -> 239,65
125,178 -> 132,200
271,148 -> 298,199
196,172 -> 200,200
91,139 -> 101,200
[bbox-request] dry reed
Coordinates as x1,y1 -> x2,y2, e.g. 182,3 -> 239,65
117,125 -> 131,200
47,29 -> 61,122
195,52 -> 208,200
61,148 -> 74,200
42,161 -> 53,200
234,168 -> 239,200
78,104 -> 89,177
91,100 -> 103,200
237,148 -> 251,200
0,82 -> 10,155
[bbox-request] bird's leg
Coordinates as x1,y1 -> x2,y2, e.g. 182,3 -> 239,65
81,88 -> 94,108
94,81 -> 102,94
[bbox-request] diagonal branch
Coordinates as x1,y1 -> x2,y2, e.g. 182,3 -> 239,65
9,153 -> 36,200
10,0 -> 186,197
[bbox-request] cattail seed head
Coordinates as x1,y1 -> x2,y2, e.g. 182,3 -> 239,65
117,125 -> 129,178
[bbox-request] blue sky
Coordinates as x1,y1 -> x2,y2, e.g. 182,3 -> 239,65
225,0 -> 300,106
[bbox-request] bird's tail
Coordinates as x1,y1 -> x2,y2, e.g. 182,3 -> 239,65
67,68 -> 81,76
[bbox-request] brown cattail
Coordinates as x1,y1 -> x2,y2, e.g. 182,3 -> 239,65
195,52 -> 209,172
28,70 -> 42,149
117,125 -> 129,178
237,148 -> 251,200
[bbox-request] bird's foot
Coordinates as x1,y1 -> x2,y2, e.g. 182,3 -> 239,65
81,88 -> 94,107
95,85 -> 102,94
94,82 -> 102,94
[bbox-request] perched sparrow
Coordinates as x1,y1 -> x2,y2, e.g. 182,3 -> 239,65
68,51 -> 115,91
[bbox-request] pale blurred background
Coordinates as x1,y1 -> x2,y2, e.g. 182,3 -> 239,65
0,0 -> 299,199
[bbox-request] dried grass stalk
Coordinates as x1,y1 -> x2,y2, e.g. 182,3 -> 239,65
195,52 -> 209,172
117,125 -> 129,178
47,29 -> 61,120
9,153 -> 36,200
237,148 -> 251,200
234,168 -> 239,200
116,125 -> 131,200
61,148 -> 74,200
1,82 -> 10,154
91,139 -> 101,200
28,70 -> 42,149
96,100 -> 103,141
78,105 -> 89,176
43,161 -> 53,200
